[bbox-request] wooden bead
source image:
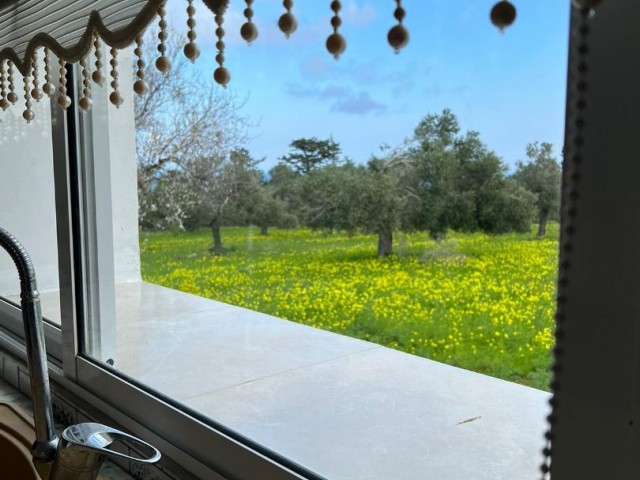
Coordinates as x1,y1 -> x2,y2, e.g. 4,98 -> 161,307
155,56 -> 171,73
278,12 -> 297,37
31,88 -> 43,101
214,66 -> 230,87
134,79 -> 149,96
388,24 -> 409,52
490,1 -> 517,31
22,109 -> 35,122
241,22 -> 258,44
109,91 -> 123,107
184,42 -> 200,61
57,95 -> 71,109
92,70 -> 105,85
326,33 -> 346,59
79,97 -> 92,111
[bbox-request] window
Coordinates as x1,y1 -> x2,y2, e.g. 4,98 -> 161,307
61,2 -> 568,479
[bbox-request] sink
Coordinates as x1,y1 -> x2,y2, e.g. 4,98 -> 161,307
0,402 -> 41,479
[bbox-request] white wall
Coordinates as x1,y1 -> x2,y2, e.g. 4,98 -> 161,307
0,96 -> 59,295
0,53 -> 141,301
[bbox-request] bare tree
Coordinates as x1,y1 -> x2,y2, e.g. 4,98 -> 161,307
135,28 -> 249,252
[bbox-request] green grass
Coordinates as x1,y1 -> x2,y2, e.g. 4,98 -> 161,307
140,225 -> 559,390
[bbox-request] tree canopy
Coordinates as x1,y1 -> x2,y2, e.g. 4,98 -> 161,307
279,137 -> 342,175
406,110 -> 535,240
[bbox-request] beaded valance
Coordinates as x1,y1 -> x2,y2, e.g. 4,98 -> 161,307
0,0 -> 598,123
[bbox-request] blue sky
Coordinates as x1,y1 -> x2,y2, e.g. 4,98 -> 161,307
167,0 -> 570,171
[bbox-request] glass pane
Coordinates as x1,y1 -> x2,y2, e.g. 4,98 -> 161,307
0,83 -> 61,326
79,1 -> 569,478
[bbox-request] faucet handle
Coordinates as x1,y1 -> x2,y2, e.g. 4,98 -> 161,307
61,422 -> 161,463
50,423 -> 161,480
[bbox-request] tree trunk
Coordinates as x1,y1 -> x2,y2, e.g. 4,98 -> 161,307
260,225 -> 269,235
377,230 -> 393,257
210,216 -> 223,254
537,208 -> 549,239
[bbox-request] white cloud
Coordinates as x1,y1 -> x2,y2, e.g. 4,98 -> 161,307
331,91 -> 386,114
285,83 -> 387,115
341,2 -> 378,28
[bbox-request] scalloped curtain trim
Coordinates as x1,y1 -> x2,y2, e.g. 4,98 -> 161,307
0,0 -> 162,75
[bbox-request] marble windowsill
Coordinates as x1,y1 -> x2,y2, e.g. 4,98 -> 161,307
2,281 -> 551,479
111,282 -> 553,479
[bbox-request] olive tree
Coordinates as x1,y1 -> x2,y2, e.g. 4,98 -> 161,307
513,142 -> 562,238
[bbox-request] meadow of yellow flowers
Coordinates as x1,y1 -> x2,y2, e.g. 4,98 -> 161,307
141,225 -> 558,390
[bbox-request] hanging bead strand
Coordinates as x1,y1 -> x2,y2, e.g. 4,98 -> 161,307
22,67 -> 34,122
184,0 -> 200,61
388,0 -> 409,53
134,35 -> 149,95
213,7 -> 230,87
326,1 -> 346,59
0,62 -> 9,111
278,0 -> 297,39
30,50 -> 43,101
7,61 -> 18,105
156,3 -> 171,73
43,48 -> 54,97
109,47 -> 123,107
241,0 -> 258,44
92,34 -> 105,85
57,58 -> 71,109
79,57 -> 92,111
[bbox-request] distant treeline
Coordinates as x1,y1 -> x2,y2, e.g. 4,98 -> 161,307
139,109 -> 561,257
